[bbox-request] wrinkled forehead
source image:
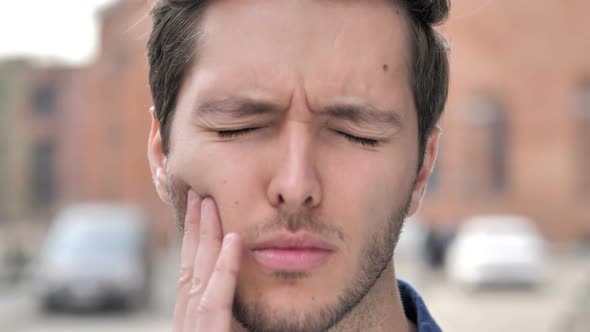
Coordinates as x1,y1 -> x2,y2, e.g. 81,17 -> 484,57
184,0 -> 412,111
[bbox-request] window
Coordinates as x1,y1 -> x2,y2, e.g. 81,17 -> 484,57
32,84 -> 57,114
463,96 -> 507,192
32,143 -> 55,207
490,110 -> 507,190
575,83 -> 590,193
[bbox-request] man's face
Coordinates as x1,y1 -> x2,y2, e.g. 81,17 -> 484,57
149,0 -> 438,331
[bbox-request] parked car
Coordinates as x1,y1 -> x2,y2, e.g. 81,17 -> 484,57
34,203 -> 151,311
446,215 -> 545,288
395,218 -> 456,268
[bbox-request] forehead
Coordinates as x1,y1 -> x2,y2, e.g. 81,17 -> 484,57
185,0 -> 412,111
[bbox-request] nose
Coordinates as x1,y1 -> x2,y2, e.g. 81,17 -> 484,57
267,123 -> 322,211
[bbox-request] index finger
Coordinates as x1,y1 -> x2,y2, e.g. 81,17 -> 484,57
173,190 -> 201,332
195,233 -> 243,332
179,191 -> 201,270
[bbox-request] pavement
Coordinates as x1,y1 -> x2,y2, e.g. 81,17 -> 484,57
397,252 -> 590,332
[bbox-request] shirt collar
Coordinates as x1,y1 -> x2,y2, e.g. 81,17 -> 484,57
397,279 -> 442,332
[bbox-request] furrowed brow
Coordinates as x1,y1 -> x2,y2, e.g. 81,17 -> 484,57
322,103 -> 404,129
194,97 -> 282,119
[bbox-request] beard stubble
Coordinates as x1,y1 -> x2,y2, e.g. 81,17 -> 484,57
166,173 -> 414,332
231,194 -> 412,332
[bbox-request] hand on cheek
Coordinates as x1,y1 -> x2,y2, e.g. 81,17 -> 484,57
173,190 -> 243,332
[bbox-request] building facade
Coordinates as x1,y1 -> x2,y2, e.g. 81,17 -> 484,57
420,0 -> 590,242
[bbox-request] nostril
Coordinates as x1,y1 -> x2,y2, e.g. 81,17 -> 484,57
304,196 -> 313,206
278,194 -> 285,204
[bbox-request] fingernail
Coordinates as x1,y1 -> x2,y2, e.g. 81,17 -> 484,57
187,190 -> 196,207
201,197 -> 211,220
223,233 -> 235,249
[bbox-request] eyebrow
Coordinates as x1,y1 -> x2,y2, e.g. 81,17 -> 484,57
194,97 -> 403,129
195,97 -> 283,119
322,103 -> 404,129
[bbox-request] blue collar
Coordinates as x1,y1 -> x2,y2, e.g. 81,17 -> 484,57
397,279 -> 442,332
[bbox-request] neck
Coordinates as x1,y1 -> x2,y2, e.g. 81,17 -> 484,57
328,260 -> 414,332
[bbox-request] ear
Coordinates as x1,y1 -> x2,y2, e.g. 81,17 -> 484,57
147,106 -> 172,205
407,126 -> 441,217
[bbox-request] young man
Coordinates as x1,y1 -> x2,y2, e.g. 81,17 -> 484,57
147,0 -> 449,331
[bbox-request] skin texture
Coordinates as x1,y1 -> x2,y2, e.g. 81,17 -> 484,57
148,0 -> 440,331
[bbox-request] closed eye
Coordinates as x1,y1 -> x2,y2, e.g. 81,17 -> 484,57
335,131 -> 380,147
216,128 -> 379,147
217,127 -> 259,138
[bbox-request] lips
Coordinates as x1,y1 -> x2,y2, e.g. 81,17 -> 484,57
251,233 -> 336,271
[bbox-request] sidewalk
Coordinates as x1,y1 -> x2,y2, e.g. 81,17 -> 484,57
0,281 -> 35,332
556,258 -> 590,332
421,252 -> 590,332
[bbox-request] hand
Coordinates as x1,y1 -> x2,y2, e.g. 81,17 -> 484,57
173,191 -> 243,332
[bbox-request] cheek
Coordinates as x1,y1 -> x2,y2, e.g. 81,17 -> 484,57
171,142 -> 266,231
320,149 -> 415,245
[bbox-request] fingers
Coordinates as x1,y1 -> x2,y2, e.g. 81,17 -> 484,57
180,191 -> 202,270
182,197 -> 224,331
196,233 -> 243,332
173,190 -> 201,332
192,197 -> 224,297
173,195 -> 243,332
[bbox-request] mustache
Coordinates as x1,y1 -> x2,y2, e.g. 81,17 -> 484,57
241,208 -> 345,244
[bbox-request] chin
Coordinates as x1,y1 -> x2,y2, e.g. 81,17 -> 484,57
233,264 -> 361,332
233,285 -> 344,332
239,272 -> 335,306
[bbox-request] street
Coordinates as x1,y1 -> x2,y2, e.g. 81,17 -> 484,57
0,251 -> 588,332
2,309 -> 170,332
400,252 -> 590,332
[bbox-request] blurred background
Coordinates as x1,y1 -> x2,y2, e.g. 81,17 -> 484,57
0,0 -> 588,331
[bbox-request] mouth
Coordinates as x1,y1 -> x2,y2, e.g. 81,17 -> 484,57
250,233 -> 336,271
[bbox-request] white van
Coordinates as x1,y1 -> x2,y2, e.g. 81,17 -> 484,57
34,203 -> 151,311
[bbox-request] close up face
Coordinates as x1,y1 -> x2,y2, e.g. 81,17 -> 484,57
148,0 -> 439,331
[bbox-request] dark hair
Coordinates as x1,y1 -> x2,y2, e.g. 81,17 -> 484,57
147,0 -> 449,168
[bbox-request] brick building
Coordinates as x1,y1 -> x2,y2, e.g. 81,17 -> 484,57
0,60 -> 31,222
0,61 -> 89,220
420,0 -> 590,242
4,0 -> 589,244
80,0 -> 170,241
